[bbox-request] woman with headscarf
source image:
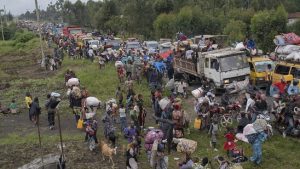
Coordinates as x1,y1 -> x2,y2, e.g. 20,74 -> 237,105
29,97 -> 41,125
102,110 -> 116,147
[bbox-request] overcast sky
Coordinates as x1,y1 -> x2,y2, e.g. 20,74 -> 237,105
0,0 -> 89,16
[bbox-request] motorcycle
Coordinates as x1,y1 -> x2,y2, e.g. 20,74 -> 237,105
209,103 -> 233,128
222,101 -> 242,122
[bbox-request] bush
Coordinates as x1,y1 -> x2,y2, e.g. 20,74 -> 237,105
288,20 -> 300,35
13,31 -> 36,44
2,23 -> 17,40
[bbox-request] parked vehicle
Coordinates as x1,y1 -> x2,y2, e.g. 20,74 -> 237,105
174,48 -> 250,93
104,38 -> 122,50
272,60 -> 300,87
63,26 -> 82,39
159,42 -> 173,54
88,40 -> 100,50
125,41 -> 142,53
248,56 -> 275,88
144,41 -> 159,54
159,38 -> 171,45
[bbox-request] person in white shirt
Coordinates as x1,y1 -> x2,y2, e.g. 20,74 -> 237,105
245,94 -> 255,113
88,48 -> 94,62
177,80 -> 187,97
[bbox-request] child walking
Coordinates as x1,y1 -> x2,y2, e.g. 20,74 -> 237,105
119,104 -> 127,132
209,120 -> 219,151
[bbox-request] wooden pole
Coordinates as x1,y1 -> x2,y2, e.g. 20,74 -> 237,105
34,0 -> 45,66
36,115 -> 44,169
0,10 -> 4,41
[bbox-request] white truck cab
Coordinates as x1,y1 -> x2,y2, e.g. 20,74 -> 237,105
174,48 -> 250,90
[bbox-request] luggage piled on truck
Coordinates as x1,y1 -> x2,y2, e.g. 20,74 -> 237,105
274,33 -> 300,62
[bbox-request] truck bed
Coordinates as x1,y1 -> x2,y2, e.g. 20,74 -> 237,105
174,57 -> 198,76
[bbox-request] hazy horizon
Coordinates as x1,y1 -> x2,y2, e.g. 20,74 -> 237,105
0,0 -> 90,16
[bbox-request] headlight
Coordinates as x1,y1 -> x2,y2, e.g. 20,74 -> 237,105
256,77 -> 264,81
223,79 -> 230,84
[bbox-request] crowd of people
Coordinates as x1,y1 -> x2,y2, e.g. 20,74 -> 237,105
1,29 -> 298,169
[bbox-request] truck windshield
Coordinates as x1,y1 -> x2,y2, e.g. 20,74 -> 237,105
220,55 -> 248,72
254,61 -> 274,72
70,29 -> 82,35
147,43 -> 158,49
89,41 -> 99,45
274,65 -> 290,75
291,67 -> 300,79
127,43 -> 140,49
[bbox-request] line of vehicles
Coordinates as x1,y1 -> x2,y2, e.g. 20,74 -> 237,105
53,25 -> 300,92
40,24 -> 174,56
173,35 -> 300,92
19,21 -> 300,91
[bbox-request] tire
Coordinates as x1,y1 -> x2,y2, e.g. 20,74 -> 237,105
220,114 -> 233,127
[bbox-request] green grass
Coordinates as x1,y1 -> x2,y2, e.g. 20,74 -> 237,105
0,132 -> 83,146
0,38 -> 39,56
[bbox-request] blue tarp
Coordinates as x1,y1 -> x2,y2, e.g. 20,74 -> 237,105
152,62 -> 166,73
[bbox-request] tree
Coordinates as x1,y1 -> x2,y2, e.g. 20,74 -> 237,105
288,20 -> 300,35
153,0 -> 173,14
223,20 -> 246,44
251,6 -> 288,53
176,6 -> 193,34
153,13 -> 176,38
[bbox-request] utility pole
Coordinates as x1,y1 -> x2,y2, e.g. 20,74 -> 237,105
0,9 -> 4,41
4,5 -> 7,23
34,0 -> 45,67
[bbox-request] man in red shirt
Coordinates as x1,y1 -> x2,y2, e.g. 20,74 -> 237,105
273,78 -> 287,95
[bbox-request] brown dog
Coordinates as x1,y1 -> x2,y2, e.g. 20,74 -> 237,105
100,141 -> 117,167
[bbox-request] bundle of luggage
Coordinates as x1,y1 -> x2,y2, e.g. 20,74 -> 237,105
274,33 -> 300,62
144,129 -> 164,151
274,33 -> 300,46
172,138 -> 197,154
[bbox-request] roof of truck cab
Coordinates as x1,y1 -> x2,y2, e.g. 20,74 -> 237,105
276,61 -> 300,68
201,48 -> 245,58
247,56 -> 271,62
194,35 -> 227,39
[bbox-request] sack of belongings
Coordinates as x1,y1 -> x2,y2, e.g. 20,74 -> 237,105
159,97 -> 171,110
191,87 -> 204,98
71,86 -> 81,99
173,138 -> 197,154
115,61 -> 124,68
67,78 -> 80,87
283,32 -> 300,45
86,97 -> 101,107
144,129 -> 164,151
